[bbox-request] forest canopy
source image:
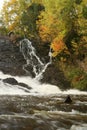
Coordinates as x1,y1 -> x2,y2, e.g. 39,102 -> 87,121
0,0 -> 87,59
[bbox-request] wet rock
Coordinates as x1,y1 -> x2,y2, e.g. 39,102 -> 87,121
24,65 -> 36,77
18,82 -> 32,89
0,36 -> 26,76
3,77 -> 31,90
3,78 -> 18,85
0,36 -> 71,90
40,63 -> 71,90
28,109 -> 35,114
64,95 -> 72,104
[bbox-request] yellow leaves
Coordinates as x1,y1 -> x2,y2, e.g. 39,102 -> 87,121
8,25 -> 14,31
52,51 -> 58,57
72,40 -> 78,49
9,0 -> 17,5
64,48 -> 70,55
51,37 -> 65,57
1,0 -> 21,32
11,0 -> 17,2
37,9 -> 59,42
8,22 -> 16,30
72,42 -> 78,48
60,57 -> 66,62
72,75 -> 84,83
39,25 -> 50,42
39,25 -> 48,32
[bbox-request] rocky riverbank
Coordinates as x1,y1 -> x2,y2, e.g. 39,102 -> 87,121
0,36 -> 71,90
0,36 -> 87,130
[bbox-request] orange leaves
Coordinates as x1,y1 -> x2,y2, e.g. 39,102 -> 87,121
74,75 -> 84,82
8,22 -> 16,30
51,39 -> 64,51
39,25 -> 50,42
39,25 -> 48,32
37,9 -> 58,43
51,37 -> 65,57
9,0 -> 17,5
8,25 -> 13,31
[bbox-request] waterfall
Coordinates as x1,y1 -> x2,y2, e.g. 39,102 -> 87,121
20,39 -> 52,79
0,38 -> 87,130
35,47 -> 52,80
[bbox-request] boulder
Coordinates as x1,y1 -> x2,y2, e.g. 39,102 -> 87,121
3,78 -> 18,85
18,82 -> 32,89
64,95 -> 72,104
40,63 -> 71,90
3,77 -> 32,90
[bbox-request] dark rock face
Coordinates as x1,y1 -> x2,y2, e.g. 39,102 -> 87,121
18,82 -> 32,89
0,36 -> 71,89
3,78 -> 18,85
3,77 -> 32,89
64,95 -> 72,104
0,36 -> 26,76
40,64 -> 71,90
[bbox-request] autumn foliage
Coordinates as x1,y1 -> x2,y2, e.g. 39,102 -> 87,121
39,25 -> 50,42
51,37 -> 65,57
1,0 -> 87,59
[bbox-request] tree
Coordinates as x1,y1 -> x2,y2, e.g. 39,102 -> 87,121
37,0 -> 87,60
2,0 -> 31,35
0,15 -> 8,35
20,2 -> 44,39
1,0 -> 44,39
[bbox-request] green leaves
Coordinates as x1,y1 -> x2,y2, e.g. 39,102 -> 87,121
82,5 -> 87,19
1,0 -> 87,58
75,0 -> 82,4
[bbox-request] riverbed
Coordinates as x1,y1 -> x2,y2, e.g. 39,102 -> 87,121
0,94 -> 87,130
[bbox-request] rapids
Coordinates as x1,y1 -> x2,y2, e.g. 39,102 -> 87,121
0,71 -> 87,130
0,94 -> 87,130
0,39 -> 87,130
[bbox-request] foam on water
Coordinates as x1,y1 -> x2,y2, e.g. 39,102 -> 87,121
49,109 -> 87,116
70,124 -> 87,130
56,125 -> 87,130
0,71 -> 87,95
0,80 -> 30,95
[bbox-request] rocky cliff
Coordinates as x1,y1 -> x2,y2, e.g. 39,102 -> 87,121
0,36 -> 70,90
0,36 -> 26,76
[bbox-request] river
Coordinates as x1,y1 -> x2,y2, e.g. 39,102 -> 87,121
0,71 -> 87,130
0,38 -> 87,130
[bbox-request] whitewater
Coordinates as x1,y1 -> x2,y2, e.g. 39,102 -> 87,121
0,70 -> 87,95
0,38 -> 87,96
0,39 -> 87,130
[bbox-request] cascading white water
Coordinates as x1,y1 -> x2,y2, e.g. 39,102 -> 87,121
35,47 -> 52,80
0,38 -> 57,95
0,38 -> 87,95
20,39 -> 52,78
0,71 -> 87,95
